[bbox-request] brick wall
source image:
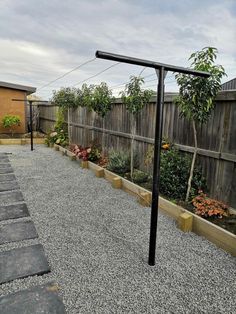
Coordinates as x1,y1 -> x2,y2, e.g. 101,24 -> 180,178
0,87 -> 27,134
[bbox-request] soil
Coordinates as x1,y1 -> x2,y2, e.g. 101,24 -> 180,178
118,173 -> 236,235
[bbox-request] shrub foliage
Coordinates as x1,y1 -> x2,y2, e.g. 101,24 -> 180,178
159,147 -> 206,201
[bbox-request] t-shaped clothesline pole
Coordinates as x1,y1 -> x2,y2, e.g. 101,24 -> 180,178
95,50 -> 210,266
12,99 -> 47,151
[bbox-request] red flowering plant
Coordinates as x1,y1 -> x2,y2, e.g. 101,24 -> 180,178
192,191 -> 229,218
70,144 -> 100,162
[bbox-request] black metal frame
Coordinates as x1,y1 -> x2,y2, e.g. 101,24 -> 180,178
12,99 -> 47,151
96,50 -> 210,266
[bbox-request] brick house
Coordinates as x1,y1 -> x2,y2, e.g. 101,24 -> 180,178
0,81 -> 36,135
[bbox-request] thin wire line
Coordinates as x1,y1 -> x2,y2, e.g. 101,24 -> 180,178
110,73 -> 156,89
73,62 -> 120,87
37,57 -> 97,91
138,67 -> 147,77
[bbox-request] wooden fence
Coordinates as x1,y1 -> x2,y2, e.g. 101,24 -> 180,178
38,90 -> 236,208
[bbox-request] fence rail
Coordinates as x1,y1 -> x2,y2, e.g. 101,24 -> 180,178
38,90 -> 236,208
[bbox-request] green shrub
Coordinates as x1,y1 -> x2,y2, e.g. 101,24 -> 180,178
159,147 -> 206,201
2,115 -> 21,137
107,150 -> 131,174
132,169 -> 150,184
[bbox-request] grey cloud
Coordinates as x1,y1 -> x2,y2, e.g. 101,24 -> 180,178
0,0 -> 235,99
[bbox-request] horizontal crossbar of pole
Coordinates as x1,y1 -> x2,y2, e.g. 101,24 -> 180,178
96,51 -> 211,77
12,99 -> 48,103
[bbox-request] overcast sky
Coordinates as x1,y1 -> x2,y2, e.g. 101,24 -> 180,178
0,0 -> 235,99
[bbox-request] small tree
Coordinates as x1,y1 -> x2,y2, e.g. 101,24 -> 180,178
76,83 -> 95,108
51,87 -> 78,143
86,82 -> 114,153
175,47 -> 226,201
121,76 -> 153,180
2,115 -> 21,137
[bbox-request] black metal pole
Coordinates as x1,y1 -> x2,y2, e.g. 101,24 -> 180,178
29,101 -> 33,151
148,67 -> 165,266
96,51 -> 210,77
95,50 -> 210,266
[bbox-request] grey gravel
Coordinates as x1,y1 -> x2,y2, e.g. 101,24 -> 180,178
0,145 -> 235,314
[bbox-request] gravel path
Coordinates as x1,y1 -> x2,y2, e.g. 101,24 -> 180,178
0,145 -> 235,314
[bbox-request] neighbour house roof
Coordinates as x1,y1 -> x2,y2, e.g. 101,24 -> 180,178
0,81 -> 36,95
221,78 -> 236,91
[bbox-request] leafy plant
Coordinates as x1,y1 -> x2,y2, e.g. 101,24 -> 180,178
54,107 -> 66,131
45,129 -> 68,147
89,82 -> 114,118
45,107 -> 68,147
107,150 -> 131,175
121,76 -> 153,114
51,87 -> 78,110
159,147 -> 206,201
2,115 -> 21,137
70,144 -> 101,162
175,47 -> 226,201
192,192 -> 228,218
121,76 -> 153,180
76,84 -> 95,108
128,169 -> 150,184
88,147 -> 101,162
144,138 -> 172,167
89,82 -> 114,154
52,87 -> 79,143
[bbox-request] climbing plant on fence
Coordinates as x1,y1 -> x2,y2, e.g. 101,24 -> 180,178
121,76 -> 153,180
175,47 -> 226,202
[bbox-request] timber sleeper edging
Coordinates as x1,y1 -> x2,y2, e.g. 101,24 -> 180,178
53,144 -> 236,256
0,138 -> 45,145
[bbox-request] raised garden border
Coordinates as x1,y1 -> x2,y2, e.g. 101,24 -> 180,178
53,143 -> 236,257
0,138 -> 45,145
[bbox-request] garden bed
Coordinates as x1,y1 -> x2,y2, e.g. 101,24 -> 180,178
52,144 -> 236,256
0,132 -> 45,145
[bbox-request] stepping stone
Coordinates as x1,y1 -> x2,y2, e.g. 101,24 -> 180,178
0,282 -> 66,314
0,167 -> 14,174
0,157 -> 9,162
0,181 -> 19,192
0,244 -> 50,284
0,164 -> 12,169
0,190 -> 24,204
0,221 -> 38,245
0,174 -> 16,182
0,203 -> 29,221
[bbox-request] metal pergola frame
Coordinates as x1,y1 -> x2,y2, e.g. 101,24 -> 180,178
95,50 -> 210,266
12,99 -> 47,151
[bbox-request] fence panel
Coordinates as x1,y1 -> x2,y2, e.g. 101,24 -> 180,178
38,91 -> 236,207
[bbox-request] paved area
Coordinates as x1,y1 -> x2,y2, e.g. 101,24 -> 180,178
0,282 -> 66,314
0,145 -> 235,314
0,151 -> 65,312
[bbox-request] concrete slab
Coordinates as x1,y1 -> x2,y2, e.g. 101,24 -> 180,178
0,168 -> 14,174
0,244 -> 50,284
0,190 -> 24,204
0,157 -> 9,162
0,163 -> 12,169
0,221 -> 38,245
0,203 -> 29,221
0,181 -> 19,192
0,174 -> 16,182
0,282 -> 66,314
